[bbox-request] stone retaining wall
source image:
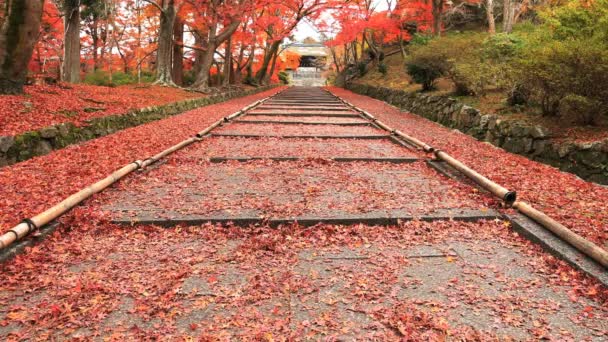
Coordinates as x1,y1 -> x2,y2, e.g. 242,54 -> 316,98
346,83 -> 608,185
0,85 -> 277,168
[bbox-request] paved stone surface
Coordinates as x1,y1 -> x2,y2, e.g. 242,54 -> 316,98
103,160 -> 493,223
3,224 -> 606,340
184,136 -> 417,159
4,87 -> 606,340
236,115 -> 369,124
215,122 -> 385,136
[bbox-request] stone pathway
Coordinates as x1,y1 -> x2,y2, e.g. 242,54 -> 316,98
1,87 -> 607,340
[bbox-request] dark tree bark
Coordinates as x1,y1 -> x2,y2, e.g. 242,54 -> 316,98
151,0 -> 176,85
0,0 -> 44,94
222,36 -> 231,87
171,17 -> 183,85
191,18 -> 240,90
432,0 -> 444,36
265,47 -> 279,84
62,0 -> 81,83
254,39 -> 280,84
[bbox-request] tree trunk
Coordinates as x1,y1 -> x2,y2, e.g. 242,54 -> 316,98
502,0 -> 515,33
191,19 -> 240,90
62,0 -> 81,83
0,0 -> 44,94
487,0 -> 496,34
192,31 -> 205,77
155,0 -> 176,85
222,36 -> 231,87
191,24 -> 217,90
265,47 -> 279,84
255,40 -> 280,84
92,17 -> 100,70
432,0 -> 444,36
171,17 -> 183,85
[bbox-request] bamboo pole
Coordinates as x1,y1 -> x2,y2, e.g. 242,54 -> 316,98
435,150 -> 516,203
0,161 -> 142,250
326,88 -> 608,269
0,91 -> 281,251
514,201 -> 608,268
393,130 -> 434,152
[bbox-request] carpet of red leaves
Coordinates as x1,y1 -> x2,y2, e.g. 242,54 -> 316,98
0,87 -> 284,231
1,220 -> 606,339
0,86 -> 607,339
328,87 -> 608,247
0,83 -> 213,136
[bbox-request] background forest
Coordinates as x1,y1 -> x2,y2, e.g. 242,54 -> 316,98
326,0 -> 608,133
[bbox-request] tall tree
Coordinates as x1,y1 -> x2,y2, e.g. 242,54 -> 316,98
431,0 -> 443,36
145,0 -> 177,85
172,17 -> 183,85
486,0 -> 495,34
0,0 -> 45,94
190,0 -> 242,91
222,36 -> 232,86
61,0 -> 81,82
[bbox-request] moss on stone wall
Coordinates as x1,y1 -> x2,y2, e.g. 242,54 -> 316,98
0,85 -> 277,167
346,83 -> 608,185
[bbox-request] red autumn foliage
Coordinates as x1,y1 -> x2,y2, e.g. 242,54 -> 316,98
0,84 -> 208,136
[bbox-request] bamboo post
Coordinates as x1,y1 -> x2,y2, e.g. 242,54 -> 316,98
435,150 -> 516,203
514,201 -> 608,268
0,161 -> 142,250
393,130 -> 434,153
326,88 -> 608,269
0,90 -> 283,251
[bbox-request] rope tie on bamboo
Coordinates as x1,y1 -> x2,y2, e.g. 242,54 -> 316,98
133,160 -> 143,170
21,218 -> 38,234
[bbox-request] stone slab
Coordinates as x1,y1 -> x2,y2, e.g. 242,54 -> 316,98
507,213 -> 608,287
103,161 -> 493,224
215,122 -> 383,136
179,136 -> 418,159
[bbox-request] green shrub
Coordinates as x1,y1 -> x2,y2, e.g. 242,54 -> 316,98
278,71 -> 290,84
409,33 -> 433,47
356,62 -> 367,76
516,38 -> 608,119
84,70 -> 112,86
84,70 -> 138,87
559,94 -> 601,126
406,59 -> 446,91
378,63 -> 388,76
406,32 -> 483,92
481,33 -> 523,61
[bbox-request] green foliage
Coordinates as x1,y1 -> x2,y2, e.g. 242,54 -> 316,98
84,70 -> 149,87
278,71 -> 290,84
377,62 -> 388,76
399,0 -> 608,126
406,32 -> 484,93
405,58 -> 446,91
559,94 -> 601,126
516,38 -> 608,120
541,0 -> 608,41
512,0 -> 608,122
481,33 -> 523,61
408,33 -> 433,47
244,74 -> 258,86
356,62 -> 367,76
